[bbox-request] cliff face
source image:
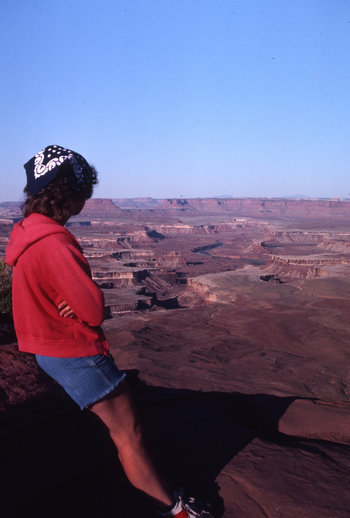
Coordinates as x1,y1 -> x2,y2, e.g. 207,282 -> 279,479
80,198 -> 124,217
160,198 -> 350,218
112,198 -> 162,209
4,196 -> 350,518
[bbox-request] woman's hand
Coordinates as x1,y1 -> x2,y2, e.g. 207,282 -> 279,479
58,300 -> 77,319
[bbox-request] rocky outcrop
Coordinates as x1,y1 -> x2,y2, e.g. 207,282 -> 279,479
112,197 -> 162,209
271,255 -> 350,267
80,237 -> 134,249
92,269 -> 155,288
160,197 -> 350,219
112,249 -> 155,261
260,274 -> 284,284
3,196 -> 350,517
263,254 -> 350,280
80,198 -> 124,217
145,223 -> 219,236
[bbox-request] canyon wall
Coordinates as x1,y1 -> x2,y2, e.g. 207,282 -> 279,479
80,198 -> 124,217
160,197 -> 350,218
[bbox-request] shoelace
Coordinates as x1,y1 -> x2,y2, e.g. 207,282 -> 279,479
181,495 -> 213,517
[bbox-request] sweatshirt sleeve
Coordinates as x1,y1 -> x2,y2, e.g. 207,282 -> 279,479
46,242 -> 105,327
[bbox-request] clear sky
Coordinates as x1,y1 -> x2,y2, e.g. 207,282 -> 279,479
1,0 -> 349,201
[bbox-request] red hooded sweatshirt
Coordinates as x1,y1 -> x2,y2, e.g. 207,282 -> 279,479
5,213 -> 109,357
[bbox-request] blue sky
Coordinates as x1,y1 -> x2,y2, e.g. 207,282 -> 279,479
1,0 -> 349,201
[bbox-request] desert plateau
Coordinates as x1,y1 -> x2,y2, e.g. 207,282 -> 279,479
2,196 -> 350,518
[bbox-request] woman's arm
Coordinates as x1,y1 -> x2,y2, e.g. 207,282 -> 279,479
46,243 -> 105,326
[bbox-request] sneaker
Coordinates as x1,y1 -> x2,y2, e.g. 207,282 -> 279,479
158,489 -> 213,518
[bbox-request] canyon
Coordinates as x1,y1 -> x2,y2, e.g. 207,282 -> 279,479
1,197 -> 350,518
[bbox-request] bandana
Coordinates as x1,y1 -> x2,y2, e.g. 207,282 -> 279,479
24,145 -> 94,195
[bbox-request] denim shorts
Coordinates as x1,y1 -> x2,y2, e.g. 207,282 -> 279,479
35,353 -> 126,410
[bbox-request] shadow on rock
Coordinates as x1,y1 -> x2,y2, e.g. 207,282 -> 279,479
0,314 -> 16,345
1,369 -> 300,518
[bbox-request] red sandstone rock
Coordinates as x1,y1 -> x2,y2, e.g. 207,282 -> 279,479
160,197 -> 350,220
2,199 -> 350,517
80,197 -> 124,217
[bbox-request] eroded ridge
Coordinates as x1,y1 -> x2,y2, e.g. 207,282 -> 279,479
2,197 -> 350,517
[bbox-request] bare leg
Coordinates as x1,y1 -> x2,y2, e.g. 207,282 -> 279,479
90,380 -> 173,508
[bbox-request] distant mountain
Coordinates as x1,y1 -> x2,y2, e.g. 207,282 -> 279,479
79,198 -> 124,217
284,194 -> 310,199
112,197 -> 162,209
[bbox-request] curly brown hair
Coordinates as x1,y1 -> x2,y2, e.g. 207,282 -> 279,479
22,163 -> 98,223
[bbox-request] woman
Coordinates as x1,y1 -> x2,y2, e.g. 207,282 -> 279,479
5,145 -> 212,518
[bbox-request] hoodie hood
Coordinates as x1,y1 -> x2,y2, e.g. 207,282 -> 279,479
5,213 -> 72,266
